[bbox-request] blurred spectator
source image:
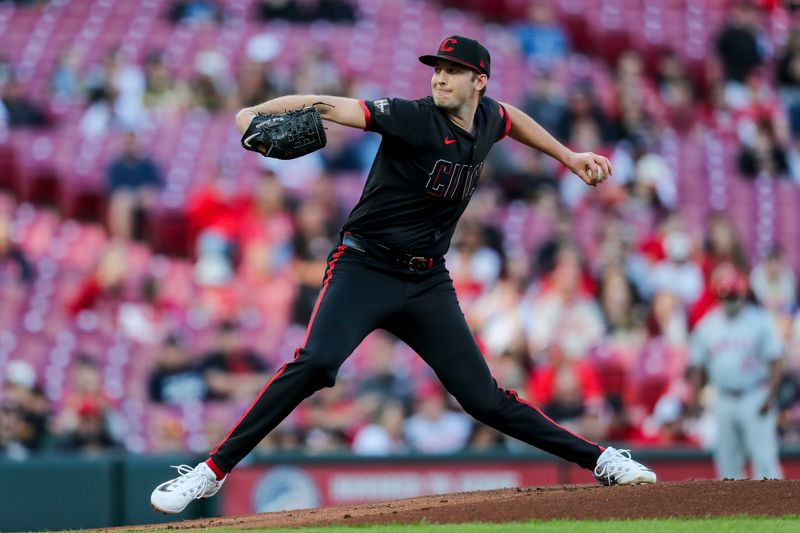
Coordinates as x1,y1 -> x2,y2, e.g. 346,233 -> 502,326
105,132 -> 163,240
0,404 -> 28,459
199,320 -> 269,401
700,213 -> 749,280
143,51 -> 191,115
632,152 -> 677,211
656,50 -> 698,135
522,71 -> 567,140
239,170 -> 294,281
0,76 -> 48,128
118,275 -> 179,344
404,383 -> 471,454
189,50 -> 231,113
314,0 -> 357,22
750,246 -> 798,313
716,1 -> 768,106
352,400 -> 408,455
648,230 -> 704,307
53,355 -> 120,453
67,241 -> 128,316
1,360 -> 50,452
492,347 -> 530,396
257,0 -> 356,23
148,408 -> 187,453
596,266 -> 647,368
294,46 -> 346,96
55,399 -> 119,453
235,58 -> 279,110
304,382 -> 361,453
557,84 -> 614,145
467,422 -> 507,451
320,125 -> 365,173
687,218 -> 749,328
560,118 -> 607,208
187,173 -> 250,286
530,350 -> 607,442
356,333 -> 414,412
149,334 -> 207,405
529,356 -> 603,417
168,0 -> 222,24
79,87 -> 115,138
470,257 -> 529,359
737,117 -> 790,178
613,51 -> 663,147
523,244 -> 605,361
289,199 -> 338,325
50,47 -> 83,105
640,394 -> 697,446
84,48 -> 147,131
777,29 -> 800,138
635,291 -> 689,411
257,0 -> 303,21
446,221 -> 502,307
513,2 -> 569,69
0,214 -> 33,283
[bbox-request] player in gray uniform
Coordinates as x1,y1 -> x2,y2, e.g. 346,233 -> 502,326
688,263 -> 785,479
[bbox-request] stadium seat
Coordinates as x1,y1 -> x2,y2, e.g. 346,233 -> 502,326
23,165 -> 62,209
0,144 -> 22,196
146,206 -> 192,258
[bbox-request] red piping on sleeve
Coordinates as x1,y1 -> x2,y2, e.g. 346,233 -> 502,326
498,104 -> 512,141
359,100 -> 371,131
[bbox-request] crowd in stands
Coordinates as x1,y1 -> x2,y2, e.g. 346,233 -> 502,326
2,0 -> 800,460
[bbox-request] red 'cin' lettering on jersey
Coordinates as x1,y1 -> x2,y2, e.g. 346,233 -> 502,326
425,160 -> 483,201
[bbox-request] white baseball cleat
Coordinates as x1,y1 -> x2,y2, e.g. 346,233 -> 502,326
593,447 -> 657,486
150,462 -> 225,514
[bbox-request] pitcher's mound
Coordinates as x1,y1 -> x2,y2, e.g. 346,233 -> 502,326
133,480 -> 799,530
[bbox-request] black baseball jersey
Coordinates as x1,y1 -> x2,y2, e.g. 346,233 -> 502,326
342,96 -> 511,257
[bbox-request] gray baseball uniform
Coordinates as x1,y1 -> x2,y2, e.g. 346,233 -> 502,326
689,304 -> 784,479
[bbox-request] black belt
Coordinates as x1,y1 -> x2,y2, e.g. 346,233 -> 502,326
341,233 -> 439,272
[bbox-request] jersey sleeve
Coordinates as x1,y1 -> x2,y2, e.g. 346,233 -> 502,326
480,97 -> 512,142
359,97 -> 429,145
497,102 -> 512,141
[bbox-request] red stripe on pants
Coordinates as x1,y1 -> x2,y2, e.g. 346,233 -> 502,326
301,244 -> 346,347
506,388 -> 603,450
210,363 -> 288,456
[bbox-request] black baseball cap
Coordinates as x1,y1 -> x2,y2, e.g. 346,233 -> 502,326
419,35 -> 491,78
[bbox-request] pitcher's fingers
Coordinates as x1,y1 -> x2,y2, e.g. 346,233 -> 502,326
596,156 -> 612,178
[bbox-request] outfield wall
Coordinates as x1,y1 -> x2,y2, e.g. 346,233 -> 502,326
3,449 -> 800,531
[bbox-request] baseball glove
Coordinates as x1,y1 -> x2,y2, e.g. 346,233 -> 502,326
240,106 -> 327,160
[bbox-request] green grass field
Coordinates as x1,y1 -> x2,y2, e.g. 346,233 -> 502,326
120,516 -> 800,533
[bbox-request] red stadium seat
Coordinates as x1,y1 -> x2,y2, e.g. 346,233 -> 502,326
146,206 -> 192,258
62,183 -> 107,223
0,144 -> 22,197
23,164 -> 62,209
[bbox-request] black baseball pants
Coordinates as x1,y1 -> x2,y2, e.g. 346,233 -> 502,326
209,244 -> 603,472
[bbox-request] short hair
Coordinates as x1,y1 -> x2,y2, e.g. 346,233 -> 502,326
471,71 -> 487,97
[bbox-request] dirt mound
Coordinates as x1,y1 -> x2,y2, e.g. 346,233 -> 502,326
128,480 -> 799,530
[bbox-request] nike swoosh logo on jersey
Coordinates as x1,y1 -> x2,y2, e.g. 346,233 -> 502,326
444,137 -> 456,145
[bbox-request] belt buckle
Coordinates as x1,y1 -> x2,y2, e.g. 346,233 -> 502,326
408,256 -> 433,271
